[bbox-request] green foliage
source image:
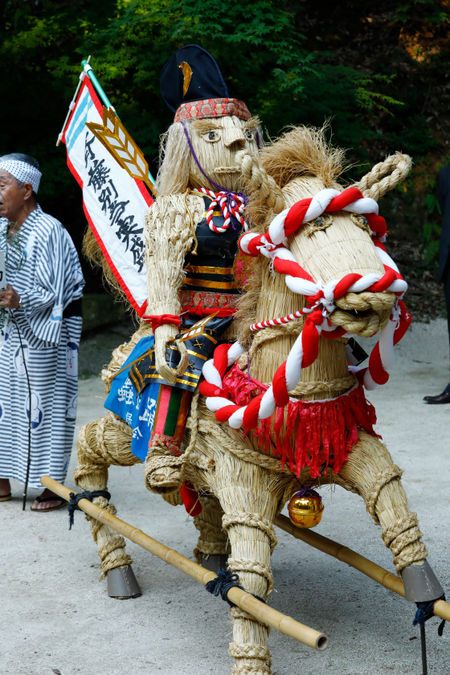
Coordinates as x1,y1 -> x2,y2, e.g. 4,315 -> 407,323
0,0 -> 448,281
420,221 -> 441,264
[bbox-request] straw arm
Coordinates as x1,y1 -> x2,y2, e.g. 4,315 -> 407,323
275,513 -> 450,622
41,476 -> 328,650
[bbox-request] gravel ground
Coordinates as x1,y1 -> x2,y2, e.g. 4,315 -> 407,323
0,319 -> 449,675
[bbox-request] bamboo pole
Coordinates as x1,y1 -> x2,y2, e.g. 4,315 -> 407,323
275,513 -> 450,622
41,476 -> 328,651
56,56 -> 91,147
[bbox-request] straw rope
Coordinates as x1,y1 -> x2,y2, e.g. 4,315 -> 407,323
381,513 -> 427,572
74,413 -> 140,578
231,606 -> 256,621
222,513 -> 278,554
229,641 -> 272,674
239,150 -> 284,227
75,412 -> 137,486
354,152 -> 412,201
201,450 -> 281,673
144,448 -> 185,494
228,558 -> 274,594
366,465 -> 404,520
88,496 -> 132,578
194,417 -> 287,472
337,432 -> 428,572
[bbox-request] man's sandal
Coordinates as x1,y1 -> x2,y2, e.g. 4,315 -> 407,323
30,495 -> 66,512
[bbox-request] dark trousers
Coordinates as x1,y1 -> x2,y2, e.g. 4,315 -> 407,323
445,261 -> 450,359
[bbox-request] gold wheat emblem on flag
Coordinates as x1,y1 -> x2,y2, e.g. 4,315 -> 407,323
87,107 -> 156,197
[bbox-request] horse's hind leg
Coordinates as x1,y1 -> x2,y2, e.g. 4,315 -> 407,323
74,411 -> 142,598
208,453 -> 279,675
193,494 -> 230,572
338,431 -> 443,602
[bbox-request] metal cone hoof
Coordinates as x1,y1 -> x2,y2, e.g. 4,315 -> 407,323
401,560 -> 444,602
107,565 -> 142,599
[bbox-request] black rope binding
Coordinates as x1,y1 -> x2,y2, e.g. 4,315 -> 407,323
68,490 -> 111,529
205,568 -> 266,607
413,597 -> 446,635
413,596 -> 446,675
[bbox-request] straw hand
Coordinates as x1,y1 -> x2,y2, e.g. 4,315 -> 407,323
154,323 -> 188,384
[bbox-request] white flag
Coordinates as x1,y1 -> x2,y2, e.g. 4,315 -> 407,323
61,73 -> 152,316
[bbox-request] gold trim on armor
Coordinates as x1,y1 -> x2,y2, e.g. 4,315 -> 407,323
184,264 -> 234,275
183,277 -> 239,289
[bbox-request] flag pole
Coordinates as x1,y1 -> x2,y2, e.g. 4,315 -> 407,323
81,59 -> 115,111
57,56 -> 156,187
56,56 -> 91,147
82,60 -> 156,187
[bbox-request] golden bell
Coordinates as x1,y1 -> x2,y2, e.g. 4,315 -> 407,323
287,490 -> 324,529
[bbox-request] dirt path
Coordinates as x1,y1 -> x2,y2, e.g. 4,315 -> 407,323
0,319 -> 449,675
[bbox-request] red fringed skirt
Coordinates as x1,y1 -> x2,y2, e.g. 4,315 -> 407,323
221,365 -> 379,479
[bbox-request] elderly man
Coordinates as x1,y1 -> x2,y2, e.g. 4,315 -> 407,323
0,153 -> 84,509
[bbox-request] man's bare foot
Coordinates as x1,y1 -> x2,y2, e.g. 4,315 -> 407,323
31,489 -> 66,512
0,478 -> 11,501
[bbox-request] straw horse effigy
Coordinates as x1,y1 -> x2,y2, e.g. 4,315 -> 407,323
72,118 -> 446,673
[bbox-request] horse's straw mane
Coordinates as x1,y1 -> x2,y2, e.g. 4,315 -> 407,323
237,125 -> 347,348
260,124 -> 346,189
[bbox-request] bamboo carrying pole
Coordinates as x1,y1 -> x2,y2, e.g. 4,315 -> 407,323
275,513 -> 450,623
41,476 -> 328,651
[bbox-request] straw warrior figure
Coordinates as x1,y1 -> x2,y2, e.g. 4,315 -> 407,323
78,118 -> 446,674
75,45 -> 283,596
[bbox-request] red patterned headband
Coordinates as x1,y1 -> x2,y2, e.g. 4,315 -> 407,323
174,97 -> 251,122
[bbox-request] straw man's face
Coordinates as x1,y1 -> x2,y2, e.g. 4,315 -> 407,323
188,115 -> 260,192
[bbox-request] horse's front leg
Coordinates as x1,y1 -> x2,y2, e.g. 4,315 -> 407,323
208,452 -> 279,675
338,431 -> 443,603
74,411 -> 142,598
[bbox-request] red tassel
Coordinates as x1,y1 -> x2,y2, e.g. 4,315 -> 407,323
180,481 -> 202,516
219,366 -> 378,479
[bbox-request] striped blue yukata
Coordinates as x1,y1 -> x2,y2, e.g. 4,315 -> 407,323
0,206 -> 84,487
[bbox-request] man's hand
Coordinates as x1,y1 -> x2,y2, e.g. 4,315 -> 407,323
0,284 -> 20,309
154,323 -> 189,384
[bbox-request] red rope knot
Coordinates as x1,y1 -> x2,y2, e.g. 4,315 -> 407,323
238,231 -> 277,257
197,188 -> 248,233
307,307 -> 325,327
142,314 -> 182,331
305,289 -> 325,308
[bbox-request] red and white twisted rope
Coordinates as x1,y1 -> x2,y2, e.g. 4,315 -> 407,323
196,188 -> 248,233
199,187 -> 411,433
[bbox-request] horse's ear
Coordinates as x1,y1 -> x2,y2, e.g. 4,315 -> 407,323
353,152 -> 412,201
